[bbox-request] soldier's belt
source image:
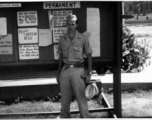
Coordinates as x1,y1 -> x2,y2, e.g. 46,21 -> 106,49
65,63 -> 85,68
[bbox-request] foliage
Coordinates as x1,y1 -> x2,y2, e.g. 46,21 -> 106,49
124,1 -> 152,16
122,25 -> 151,73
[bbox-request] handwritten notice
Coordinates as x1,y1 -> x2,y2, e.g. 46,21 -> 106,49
53,27 -> 67,43
53,10 -> 72,26
18,28 -> 38,44
54,45 -> 59,60
19,44 -> 39,59
44,1 -> 80,9
87,8 -> 100,57
17,11 -> 38,26
0,17 -> 7,35
0,34 -> 12,54
39,29 -> 52,46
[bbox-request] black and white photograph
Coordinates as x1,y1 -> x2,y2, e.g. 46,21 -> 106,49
0,0 -> 152,119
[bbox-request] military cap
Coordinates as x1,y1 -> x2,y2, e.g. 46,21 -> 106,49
67,14 -> 77,21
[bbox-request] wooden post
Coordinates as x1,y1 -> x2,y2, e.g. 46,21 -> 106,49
12,9 -> 19,63
113,2 -> 122,118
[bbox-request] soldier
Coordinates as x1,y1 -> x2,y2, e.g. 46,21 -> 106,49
57,14 -> 93,118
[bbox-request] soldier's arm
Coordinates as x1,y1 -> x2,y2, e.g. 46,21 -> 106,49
57,38 -> 63,84
87,53 -> 92,75
57,52 -> 63,84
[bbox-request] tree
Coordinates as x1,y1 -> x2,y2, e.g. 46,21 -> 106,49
124,1 -> 152,16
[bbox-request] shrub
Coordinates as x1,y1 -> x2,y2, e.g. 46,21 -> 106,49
122,25 -> 151,73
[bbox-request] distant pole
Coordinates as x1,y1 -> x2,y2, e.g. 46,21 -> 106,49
148,2 -> 150,14
143,1 -> 145,16
122,2 -> 125,25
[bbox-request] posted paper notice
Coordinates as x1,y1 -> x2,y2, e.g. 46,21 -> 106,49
87,8 -> 100,57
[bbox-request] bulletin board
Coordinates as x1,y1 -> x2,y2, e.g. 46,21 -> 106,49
0,2 -> 114,66
0,8 -> 15,63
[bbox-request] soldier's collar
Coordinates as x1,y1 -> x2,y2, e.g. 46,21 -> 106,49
75,31 -> 82,39
62,30 -> 82,39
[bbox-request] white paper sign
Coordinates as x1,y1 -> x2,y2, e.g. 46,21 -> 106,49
18,28 -> 38,44
53,27 -> 67,43
44,2 -> 80,9
54,45 -> 59,60
0,3 -> 21,8
87,8 -> 100,57
17,11 -> 38,26
53,10 -> 72,26
0,17 -> 7,35
39,29 -> 52,46
0,34 -> 12,54
19,44 -> 39,59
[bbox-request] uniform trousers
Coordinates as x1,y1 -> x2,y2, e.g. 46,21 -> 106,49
59,67 -> 89,118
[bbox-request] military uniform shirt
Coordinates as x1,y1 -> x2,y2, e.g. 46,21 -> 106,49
57,30 -> 93,65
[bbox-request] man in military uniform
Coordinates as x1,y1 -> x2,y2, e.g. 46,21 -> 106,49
57,14 -> 93,118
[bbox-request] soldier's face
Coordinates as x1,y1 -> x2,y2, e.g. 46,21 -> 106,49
67,20 -> 77,32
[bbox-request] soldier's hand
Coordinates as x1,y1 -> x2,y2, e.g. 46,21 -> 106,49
81,73 -> 91,83
85,74 -> 91,83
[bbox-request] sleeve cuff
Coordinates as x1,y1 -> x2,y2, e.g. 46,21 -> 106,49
85,47 -> 93,55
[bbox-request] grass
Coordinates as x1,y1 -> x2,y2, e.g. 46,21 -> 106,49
0,89 -> 152,118
127,23 -> 152,48
104,89 -> 152,118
